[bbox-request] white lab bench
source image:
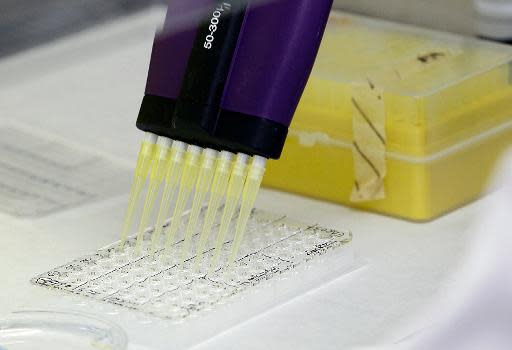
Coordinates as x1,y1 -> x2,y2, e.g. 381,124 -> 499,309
0,8 -> 494,350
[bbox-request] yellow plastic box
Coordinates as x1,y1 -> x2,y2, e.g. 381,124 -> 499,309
264,12 -> 512,221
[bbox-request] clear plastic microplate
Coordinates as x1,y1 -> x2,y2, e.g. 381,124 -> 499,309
31,207 -> 359,350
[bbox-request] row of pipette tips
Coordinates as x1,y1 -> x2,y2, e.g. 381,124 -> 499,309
119,132 -> 267,272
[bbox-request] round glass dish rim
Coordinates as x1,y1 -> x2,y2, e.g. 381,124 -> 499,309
0,310 -> 128,350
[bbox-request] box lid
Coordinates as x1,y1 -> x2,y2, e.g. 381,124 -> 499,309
295,12 -> 512,157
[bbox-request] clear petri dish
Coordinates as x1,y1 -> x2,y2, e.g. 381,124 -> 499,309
0,310 -> 127,350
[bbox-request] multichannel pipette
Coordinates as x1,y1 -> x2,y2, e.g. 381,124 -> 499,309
120,0 -> 333,266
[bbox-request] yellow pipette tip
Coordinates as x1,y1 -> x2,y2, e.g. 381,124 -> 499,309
209,153 -> 250,271
150,141 -> 187,253
134,137 -> 173,254
163,145 -> 202,255
227,156 -> 267,267
118,132 -> 157,251
193,151 -> 234,271
180,148 -> 217,266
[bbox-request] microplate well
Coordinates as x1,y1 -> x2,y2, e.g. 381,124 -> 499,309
32,208 -> 356,350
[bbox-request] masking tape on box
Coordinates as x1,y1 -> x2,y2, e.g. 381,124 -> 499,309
350,80 -> 387,202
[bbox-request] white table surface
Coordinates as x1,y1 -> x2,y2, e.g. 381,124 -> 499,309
0,8 -> 493,350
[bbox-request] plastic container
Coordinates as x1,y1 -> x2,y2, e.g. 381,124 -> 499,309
264,12 -> 512,221
0,311 -> 127,350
